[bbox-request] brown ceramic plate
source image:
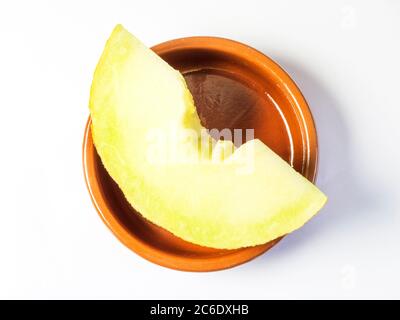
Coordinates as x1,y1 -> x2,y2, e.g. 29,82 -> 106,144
83,37 -> 318,272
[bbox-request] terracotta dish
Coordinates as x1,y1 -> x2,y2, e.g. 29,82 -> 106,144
83,37 -> 318,272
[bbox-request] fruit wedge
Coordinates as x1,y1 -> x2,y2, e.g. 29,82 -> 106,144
89,25 -> 327,249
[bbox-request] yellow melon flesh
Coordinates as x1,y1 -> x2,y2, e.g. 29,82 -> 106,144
89,25 -> 327,249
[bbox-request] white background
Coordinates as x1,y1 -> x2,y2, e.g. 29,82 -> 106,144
0,0 -> 399,299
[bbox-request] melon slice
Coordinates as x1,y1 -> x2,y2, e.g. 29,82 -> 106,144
89,25 -> 327,249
